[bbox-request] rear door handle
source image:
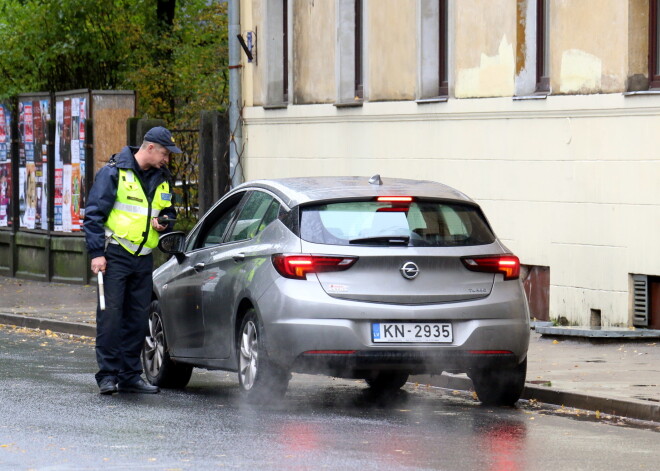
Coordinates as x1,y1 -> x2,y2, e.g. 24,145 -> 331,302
193,262 -> 206,272
233,253 -> 246,262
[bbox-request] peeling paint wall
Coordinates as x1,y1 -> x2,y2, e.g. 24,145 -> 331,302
367,0 -> 416,101
455,0 -> 516,98
293,0 -> 336,104
552,0 -> 628,94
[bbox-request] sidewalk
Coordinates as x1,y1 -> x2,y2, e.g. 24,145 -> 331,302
0,275 -> 658,423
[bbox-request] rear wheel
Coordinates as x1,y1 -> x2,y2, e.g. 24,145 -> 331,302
365,371 -> 410,392
142,300 -> 193,388
469,358 -> 527,406
237,309 -> 290,402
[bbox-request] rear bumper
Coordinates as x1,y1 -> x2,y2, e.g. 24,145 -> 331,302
257,277 -> 530,376
292,350 -> 521,378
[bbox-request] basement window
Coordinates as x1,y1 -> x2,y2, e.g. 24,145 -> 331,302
631,274 -> 660,329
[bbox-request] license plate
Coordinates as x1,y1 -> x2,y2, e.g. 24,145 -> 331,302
372,322 -> 453,343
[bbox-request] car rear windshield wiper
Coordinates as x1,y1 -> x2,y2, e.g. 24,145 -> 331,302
349,235 -> 410,246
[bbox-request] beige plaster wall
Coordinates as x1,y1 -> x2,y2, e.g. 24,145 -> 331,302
454,0 -> 517,98
242,94 -> 660,326
551,0 -> 628,94
293,0 -> 336,103
367,0 -> 416,101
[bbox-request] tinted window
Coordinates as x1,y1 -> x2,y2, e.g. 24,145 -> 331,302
227,191 -> 279,242
300,200 -> 495,247
190,193 -> 245,250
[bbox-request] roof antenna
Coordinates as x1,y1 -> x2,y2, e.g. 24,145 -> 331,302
369,174 -> 383,185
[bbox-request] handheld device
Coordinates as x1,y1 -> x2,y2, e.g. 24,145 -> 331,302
157,216 -> 176,225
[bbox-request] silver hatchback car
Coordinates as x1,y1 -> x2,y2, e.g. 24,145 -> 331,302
143,176 -> 530,405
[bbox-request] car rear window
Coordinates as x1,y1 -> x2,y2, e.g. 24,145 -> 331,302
300,200 -> 495,247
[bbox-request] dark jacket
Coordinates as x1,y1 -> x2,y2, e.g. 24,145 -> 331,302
83,146 -> 176,259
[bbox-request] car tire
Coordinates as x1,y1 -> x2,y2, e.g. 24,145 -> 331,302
237,309 -> 290,402
142,300 -> 193,388
365,371 -> 410,391
469,358 -> 527,406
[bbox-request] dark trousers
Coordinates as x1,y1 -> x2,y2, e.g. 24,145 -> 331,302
95,243 -> 153,385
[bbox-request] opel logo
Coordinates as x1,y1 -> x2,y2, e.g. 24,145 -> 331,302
400,261 -> 420,280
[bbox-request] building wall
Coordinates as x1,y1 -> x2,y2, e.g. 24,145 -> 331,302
455,0 -> 517,98
552,0 -> 628,94
367,0 -> 417,101
237,0 -> 660,326
292,0 -> 336,104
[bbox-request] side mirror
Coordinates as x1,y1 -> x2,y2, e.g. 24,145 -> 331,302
158,231 -> 187,263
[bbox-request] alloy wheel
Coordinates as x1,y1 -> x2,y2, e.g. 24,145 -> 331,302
239,320 -> 259,390
144,310 -> 165,378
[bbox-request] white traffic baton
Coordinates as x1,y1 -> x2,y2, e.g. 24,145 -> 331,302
98,271 -> 106,311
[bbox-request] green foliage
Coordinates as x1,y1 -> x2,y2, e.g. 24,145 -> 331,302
0,0 -> 228,128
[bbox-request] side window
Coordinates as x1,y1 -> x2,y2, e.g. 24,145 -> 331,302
190,193 -> 245,250
259,199 -> 281,232
202,206 -> 239,247
227,191 -> 279,242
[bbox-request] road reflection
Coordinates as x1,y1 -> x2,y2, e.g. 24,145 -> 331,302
474,419 -> 528,471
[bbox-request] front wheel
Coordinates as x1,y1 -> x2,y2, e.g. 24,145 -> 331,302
142,300 -> 193,388
469,358 -> 527,406
237,309 -> 289,402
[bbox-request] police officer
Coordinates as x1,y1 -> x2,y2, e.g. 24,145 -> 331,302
83,126 -> 181,395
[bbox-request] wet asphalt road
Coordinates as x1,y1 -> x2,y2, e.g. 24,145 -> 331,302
0,326 -> 658,471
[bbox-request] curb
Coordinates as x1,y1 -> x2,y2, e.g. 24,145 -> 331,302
0,313 -> 96,338
409,373 -> 660,424
1,313 -> 658,423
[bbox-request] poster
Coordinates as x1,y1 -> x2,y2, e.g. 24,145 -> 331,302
18,99 -> 49,230
54,96 -> 86,232
0,104 -> 12,228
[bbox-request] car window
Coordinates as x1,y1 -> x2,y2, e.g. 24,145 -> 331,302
190,193 -> 245,250
300,199 -> 495,247
227,191 -> 279,242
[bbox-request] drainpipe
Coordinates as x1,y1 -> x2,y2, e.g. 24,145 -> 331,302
228,0 -> 244,187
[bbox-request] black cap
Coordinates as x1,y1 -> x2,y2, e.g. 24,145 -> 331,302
143,126 -> 183,153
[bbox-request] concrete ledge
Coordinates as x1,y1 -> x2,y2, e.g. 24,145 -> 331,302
0,313 -> 96,337
412,373 -> 660,423
522,384 -> 660,423
536,325 -> 660,339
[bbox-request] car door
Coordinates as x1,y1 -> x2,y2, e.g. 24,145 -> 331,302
198,190 -> 282,360
160,192 -> 246,359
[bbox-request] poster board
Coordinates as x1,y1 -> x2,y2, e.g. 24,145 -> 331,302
17,95 -> 50,231
0,103 -> 12,228
54,92 -> 87,233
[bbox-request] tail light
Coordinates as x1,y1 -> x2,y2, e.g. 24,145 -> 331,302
272,254 -> 358,280
376,196 -> 413,203
461,255 -> 520,280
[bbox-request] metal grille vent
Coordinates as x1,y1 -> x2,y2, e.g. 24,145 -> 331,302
632,274 -> 649,327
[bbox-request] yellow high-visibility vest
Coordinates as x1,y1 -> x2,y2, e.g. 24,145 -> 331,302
104,168 -> 172,255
